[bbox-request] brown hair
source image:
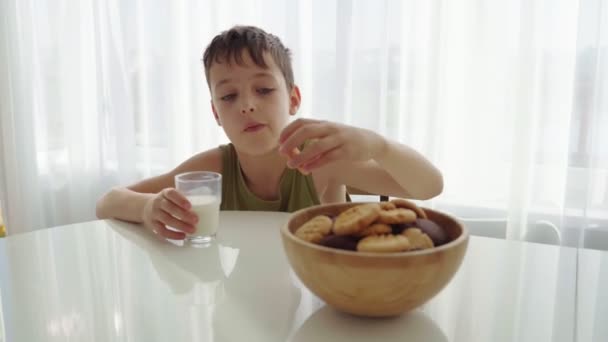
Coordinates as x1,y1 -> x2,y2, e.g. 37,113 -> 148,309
202,26 -> 295,90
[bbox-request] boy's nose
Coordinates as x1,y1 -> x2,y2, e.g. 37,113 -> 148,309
241,107 -> 255,114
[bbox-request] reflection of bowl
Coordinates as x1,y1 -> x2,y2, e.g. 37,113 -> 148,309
290,306 -> 448,342
280,202 -> 468,317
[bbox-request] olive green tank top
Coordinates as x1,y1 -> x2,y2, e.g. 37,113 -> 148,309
219,144 -> 321,212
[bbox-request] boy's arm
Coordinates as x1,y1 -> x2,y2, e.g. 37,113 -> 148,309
95,187 -> 156,223
325,140 -> 443,200
279,119 -> 443,200
95,148 -> 223,222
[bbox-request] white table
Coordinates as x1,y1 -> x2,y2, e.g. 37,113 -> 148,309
0,211 -> 587,341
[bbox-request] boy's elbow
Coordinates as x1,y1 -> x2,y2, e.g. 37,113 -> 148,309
431,173 -> 444,198
430,172 -> 444,198
95,191 -> 112,219
418,172 -> 444,200
95,198 -> 107,219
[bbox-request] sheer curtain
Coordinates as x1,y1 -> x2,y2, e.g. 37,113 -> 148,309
1,0 -> 607,246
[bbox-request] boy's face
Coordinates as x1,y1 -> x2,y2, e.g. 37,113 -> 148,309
209,50 -> 300,156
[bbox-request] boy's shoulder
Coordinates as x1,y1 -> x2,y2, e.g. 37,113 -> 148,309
172,146 -> 224,175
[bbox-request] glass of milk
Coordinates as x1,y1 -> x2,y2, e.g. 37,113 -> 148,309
175,171 -> 222,244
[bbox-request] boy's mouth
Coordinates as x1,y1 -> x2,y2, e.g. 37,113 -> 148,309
243,122 -> 266,132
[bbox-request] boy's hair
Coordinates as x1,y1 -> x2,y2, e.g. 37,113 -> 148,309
202,26 -> 295,90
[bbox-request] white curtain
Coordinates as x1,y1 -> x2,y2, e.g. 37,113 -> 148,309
1,0 -> 607,247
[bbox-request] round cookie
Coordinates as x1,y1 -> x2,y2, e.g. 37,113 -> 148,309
288,147 -> 309,175
333,204 -> 381,236
390,198 -> 427,219
295,215 -> 333,243
403,228 -> 434,250
356,223 -> 392,237
357,234 -> 411,253
377,208 -> 417,225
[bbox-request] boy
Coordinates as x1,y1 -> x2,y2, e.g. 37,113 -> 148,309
96,25 -> 443,240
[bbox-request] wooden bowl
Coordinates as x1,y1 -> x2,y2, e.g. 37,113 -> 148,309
280,202 -> 469,317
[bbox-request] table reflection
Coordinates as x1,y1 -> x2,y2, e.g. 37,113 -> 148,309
289,306 -> 447,342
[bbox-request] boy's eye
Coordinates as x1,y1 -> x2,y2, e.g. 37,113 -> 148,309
257,88 -> 275,95
220,93 -> 236,101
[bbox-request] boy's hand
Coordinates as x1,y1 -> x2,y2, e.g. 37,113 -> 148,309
279,118 -> 387,173
142,188 -> 198,240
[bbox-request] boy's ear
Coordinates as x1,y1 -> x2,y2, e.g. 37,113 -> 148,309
211,100 -> 221,126
289,85 -> 301,116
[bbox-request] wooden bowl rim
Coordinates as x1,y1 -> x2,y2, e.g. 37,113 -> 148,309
281,203 -> 469,258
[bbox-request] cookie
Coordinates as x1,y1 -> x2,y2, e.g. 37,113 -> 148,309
403,228 -> 434,250
333,204 -> 381,236
356,223 -> 392,237
286,147 -> 310,175
295,215 -> 333,243
390,198 -> 427,219
288,147 -> 301,158
377,208 -> 417,225
357,234 -> 411,253
318,234 -> 359,251
415,218 -> 448,246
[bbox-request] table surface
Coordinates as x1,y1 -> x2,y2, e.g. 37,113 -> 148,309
0,211 -> 603,342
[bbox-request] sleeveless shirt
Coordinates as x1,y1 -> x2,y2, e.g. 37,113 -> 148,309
219,144 -> 321,212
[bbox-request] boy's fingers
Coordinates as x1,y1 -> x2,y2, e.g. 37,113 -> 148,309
163,188 -> 191,210
287,147 -> 301,159
150,221 -> 165,233
288,137 -> 340,168
157,226 -> 187,240
158,211 -> 195,234
160,199 -> 197,224
301,147 -> 342,172
279,118 -> 322,144
151,221 -> 186,240
280,123 -> 331,155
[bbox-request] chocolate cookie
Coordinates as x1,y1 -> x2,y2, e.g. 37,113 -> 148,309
318,234 -> 360,251
414,218 -> 448,246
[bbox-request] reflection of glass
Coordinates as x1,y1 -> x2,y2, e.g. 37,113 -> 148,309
107,214 -> 302,341
175,171 -> 222,244
108,221 -> 237,340
289,306 -> 447,342
149,241 -> 229,342
106,220 -> 232,298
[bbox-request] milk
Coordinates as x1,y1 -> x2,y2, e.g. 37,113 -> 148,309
188,195 -> 220,237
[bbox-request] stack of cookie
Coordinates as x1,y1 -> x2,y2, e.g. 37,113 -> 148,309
295,199 -> 448,253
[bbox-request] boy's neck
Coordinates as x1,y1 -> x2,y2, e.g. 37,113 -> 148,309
235,146 -> 289,201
